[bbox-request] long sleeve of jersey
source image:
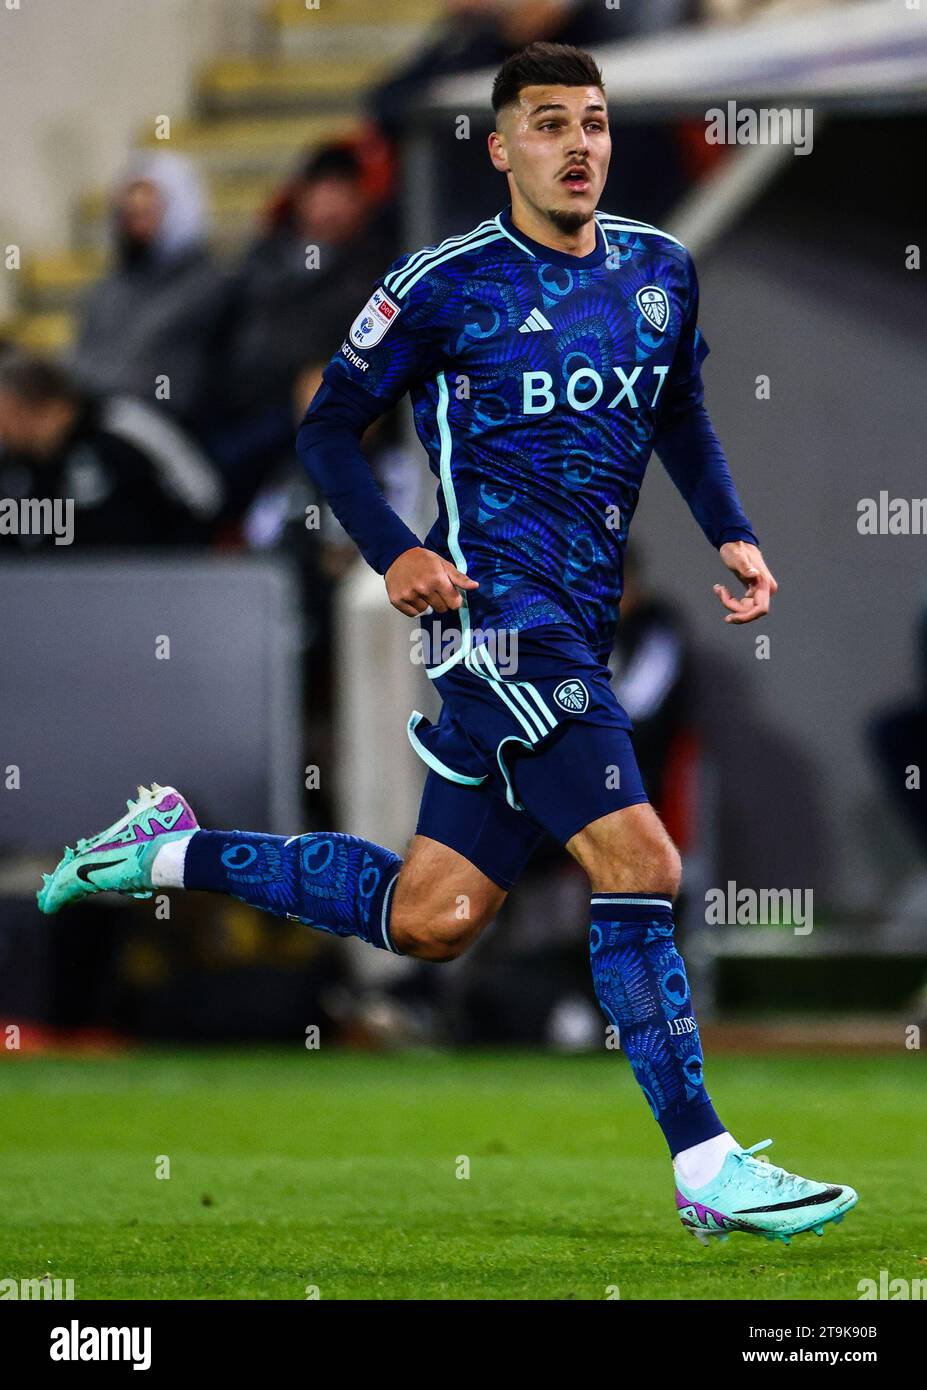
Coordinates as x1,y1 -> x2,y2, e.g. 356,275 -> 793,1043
296,376 -> 422,576
296,247 -> 456,575
653,256 -> 759,550
654,401 -> 758,549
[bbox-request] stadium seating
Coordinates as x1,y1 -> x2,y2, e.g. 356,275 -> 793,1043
1,0 -> 440,351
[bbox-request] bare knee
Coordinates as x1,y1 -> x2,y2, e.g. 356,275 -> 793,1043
389,876 -> 502,961
388,837 -> 507,960
642,837 -> 682,898
593,837 -> 680,897
568,806 -> 683,899
390,899 -> 493,961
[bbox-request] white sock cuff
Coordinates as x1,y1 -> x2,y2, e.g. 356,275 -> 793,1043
673,1131 -> 740,1189
150,832 -> 195,889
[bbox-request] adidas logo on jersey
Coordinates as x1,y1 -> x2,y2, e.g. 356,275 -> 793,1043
518,308 -> 553,334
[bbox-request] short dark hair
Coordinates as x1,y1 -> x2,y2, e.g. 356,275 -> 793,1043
0,351 -> 82,406
492,42 -> 604,119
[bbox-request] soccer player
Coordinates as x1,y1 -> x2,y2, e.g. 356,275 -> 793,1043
39,43 -> 857,1245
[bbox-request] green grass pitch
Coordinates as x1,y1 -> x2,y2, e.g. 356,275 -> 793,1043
0,1049 -> 923,1300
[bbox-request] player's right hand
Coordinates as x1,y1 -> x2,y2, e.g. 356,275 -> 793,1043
385,547 -> 478,616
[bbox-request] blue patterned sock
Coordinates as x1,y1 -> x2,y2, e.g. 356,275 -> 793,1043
183,830 -> 403,952
589,894 -> 725,1156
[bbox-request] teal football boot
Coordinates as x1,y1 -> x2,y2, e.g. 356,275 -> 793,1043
37,784 -> 198,915
676,1139 -> 858,1245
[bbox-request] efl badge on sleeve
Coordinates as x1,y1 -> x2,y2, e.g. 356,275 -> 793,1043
635,285 -> 669,333
349,287 -> 401,349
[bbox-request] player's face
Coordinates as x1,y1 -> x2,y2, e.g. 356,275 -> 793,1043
494,85 -> 610,231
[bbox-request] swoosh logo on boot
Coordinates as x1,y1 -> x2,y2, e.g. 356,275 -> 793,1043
734,1186 -> 844,1214
76,858 -> 127,884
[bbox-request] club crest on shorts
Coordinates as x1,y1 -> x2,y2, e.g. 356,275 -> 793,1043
635,284 -> 669,333
349,287 -> 401,349
553,679 -> 589,715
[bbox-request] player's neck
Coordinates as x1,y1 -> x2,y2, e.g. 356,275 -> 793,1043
508,202 -> 599,259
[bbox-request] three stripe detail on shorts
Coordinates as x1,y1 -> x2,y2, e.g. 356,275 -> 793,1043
464,643 -> 558,744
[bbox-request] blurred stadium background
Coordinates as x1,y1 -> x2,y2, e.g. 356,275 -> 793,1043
0,0 -> 925,1219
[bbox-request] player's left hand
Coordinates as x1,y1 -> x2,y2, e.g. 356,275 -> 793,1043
714,541 -> 777,625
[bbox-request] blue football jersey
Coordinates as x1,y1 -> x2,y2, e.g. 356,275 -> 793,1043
322,204 -> 712,664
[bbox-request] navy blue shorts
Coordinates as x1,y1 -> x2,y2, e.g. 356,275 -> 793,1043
409,622 -> 649,890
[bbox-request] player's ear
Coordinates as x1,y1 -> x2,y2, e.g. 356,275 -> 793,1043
488,128 -> 509,173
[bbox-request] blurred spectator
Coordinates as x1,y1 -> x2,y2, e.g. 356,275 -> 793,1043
368,1 -> 513,137
699,0 -> 841,23
868,596 -> 927,859
196,144 -> 389,522
69,151 -> 225,427
538,0 -> 692,44
609,545 -> 696,818
220,144 -> 386,419
241,358 -> 422,716
368,0 -> 689,138
0,353 -> 223,548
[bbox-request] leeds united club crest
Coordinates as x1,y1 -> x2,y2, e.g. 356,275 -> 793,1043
635,284 -> 669,333
553,679 -> 590,715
